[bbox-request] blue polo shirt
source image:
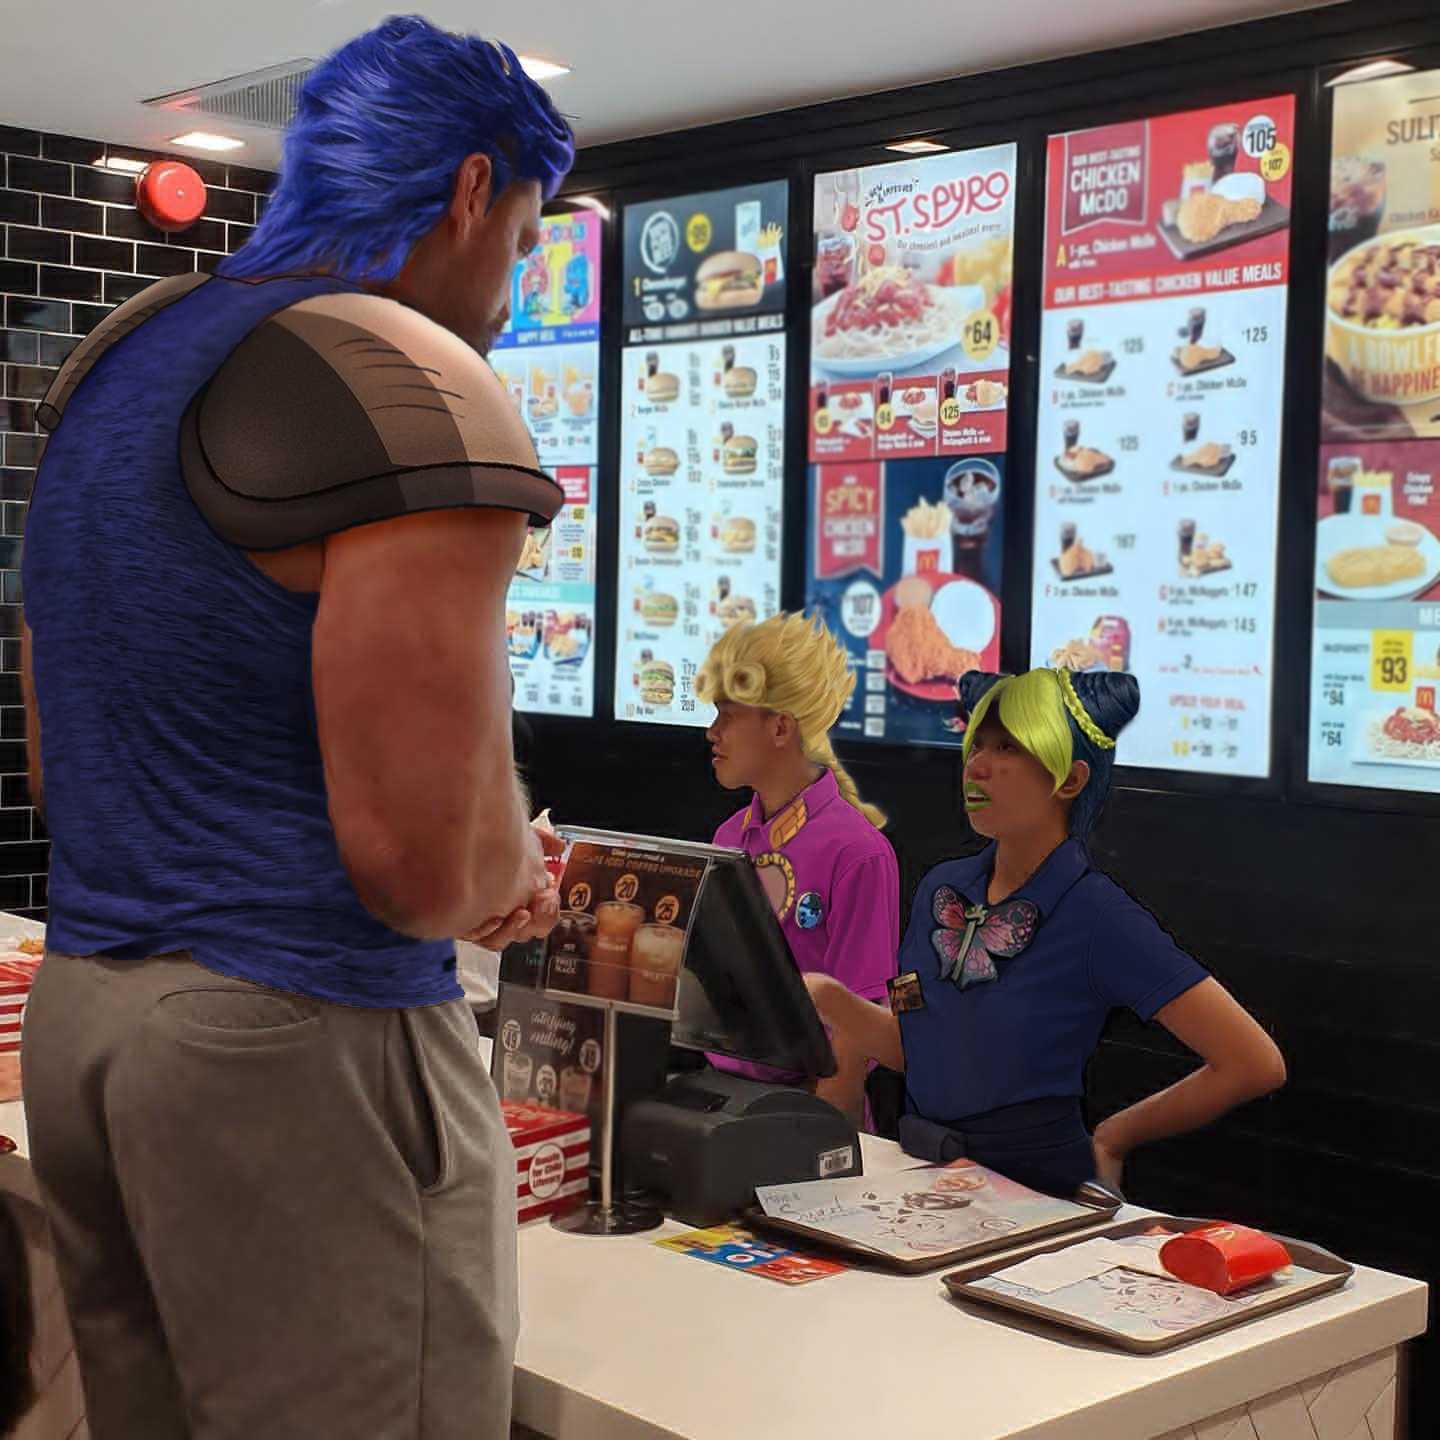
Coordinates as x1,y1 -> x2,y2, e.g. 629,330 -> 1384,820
898,840 -> 1206,1125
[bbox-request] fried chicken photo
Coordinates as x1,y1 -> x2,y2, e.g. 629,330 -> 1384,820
1063,349 -> 1109,377
1058,445 -> 1113,477
1176,190 -> 1264,245
1179,441 -> 1232,470
885,603 -> 981,685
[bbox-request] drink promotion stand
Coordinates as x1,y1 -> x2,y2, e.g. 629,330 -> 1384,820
494,828 -> 860,1235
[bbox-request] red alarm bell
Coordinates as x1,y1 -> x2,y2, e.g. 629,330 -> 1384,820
135,161 -> 208,233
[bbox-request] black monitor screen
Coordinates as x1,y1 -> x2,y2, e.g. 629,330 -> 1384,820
673,848 -> 836,1079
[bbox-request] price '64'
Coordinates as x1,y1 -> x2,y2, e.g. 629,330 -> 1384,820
963,311 -> 999,362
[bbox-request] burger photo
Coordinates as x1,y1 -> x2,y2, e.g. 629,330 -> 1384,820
644,515 -> 681,553
722,434 -> 759,475
639,591 -> 679,627
721,365 -> 758,399
719,516 -> 757,554
644,446 -> 680,477
695,251 -> 764,311
644,370 -> 681,403
639,658 -> 676,707
716,593 -> 757,628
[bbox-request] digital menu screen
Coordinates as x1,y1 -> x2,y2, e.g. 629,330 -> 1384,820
492,207 -> 603,716
804,145 -> 1016,747
805,459 -> 1004,745
1308,68 -> 1440,794
1029,97 -> 1296,776
614,181 -> 789,725
808,144 -> 1016,462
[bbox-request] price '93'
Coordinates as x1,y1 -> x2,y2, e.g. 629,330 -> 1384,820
1370,630 -> 1413,693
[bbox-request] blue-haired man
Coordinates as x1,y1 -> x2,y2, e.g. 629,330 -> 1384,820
19,17 -> 573,1437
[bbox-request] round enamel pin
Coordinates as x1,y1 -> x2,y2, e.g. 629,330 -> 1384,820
795,891 -> 825,930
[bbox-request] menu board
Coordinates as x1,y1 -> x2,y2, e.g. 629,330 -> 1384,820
492,208 -> 603,716
809,144 -> 1017,461
805,458 -> 1004,746
804,146 -> 1015,748
615,182 -> 789,725
1309,69 -> 1440,792
1029,98 -> 1296,776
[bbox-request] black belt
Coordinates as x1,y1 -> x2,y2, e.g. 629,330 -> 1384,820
898,1096 -> 1094,1197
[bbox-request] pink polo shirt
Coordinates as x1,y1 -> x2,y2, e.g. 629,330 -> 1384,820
708,768 -> 899,1085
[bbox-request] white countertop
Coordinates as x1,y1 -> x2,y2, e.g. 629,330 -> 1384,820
511,1133 -> 1427,1440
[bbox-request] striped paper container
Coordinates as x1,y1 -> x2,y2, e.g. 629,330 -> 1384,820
502,1101 -> 590,1224
0,955 -> 41,1056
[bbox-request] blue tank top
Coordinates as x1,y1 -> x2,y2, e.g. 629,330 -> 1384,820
22,275 -> 459,1007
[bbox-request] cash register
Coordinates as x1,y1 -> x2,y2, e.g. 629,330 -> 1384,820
620,841 -> 862,1227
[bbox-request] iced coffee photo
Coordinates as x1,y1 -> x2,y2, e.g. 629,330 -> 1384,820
588,900 -> 644,1001
628,922 -> 685,1009
558,1064 -> 593,1114
502,1049 -> 534,1102
545,909 -> 597,994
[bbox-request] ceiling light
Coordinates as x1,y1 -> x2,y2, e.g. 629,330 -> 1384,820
886,138 -> 949,155
1328,59 -> 1416,87
169,131 -> 246,152
95,156 -> 149,174
518,55 -> 571,81
567,194 -> 612,221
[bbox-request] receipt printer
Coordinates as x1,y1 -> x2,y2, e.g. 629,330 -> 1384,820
622,1068 -> 862,1227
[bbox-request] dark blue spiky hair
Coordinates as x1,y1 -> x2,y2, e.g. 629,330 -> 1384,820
221,15 -> 575,284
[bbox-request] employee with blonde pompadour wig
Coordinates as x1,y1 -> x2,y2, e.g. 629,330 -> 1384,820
696,613 -> 899,1124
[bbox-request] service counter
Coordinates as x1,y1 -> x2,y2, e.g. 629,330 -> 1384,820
0,963 -> 1424,1440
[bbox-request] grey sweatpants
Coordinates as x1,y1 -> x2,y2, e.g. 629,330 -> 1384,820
21,950 -> 518,1439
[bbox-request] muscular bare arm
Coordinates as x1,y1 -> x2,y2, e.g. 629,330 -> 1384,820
312,507 -> 544,938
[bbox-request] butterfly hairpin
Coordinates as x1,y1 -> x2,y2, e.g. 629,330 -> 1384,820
930,886 -> 1039,989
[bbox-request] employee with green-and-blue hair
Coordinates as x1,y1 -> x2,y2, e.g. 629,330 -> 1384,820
806,667 -> 1286,1197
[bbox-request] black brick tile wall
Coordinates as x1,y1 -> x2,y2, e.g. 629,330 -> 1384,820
0,128 -> 274,918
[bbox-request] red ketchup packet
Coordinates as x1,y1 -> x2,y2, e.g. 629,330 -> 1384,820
1160,1223 -> 1291,1295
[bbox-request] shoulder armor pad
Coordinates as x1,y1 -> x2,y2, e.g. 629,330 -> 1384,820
180,291 -> 563,551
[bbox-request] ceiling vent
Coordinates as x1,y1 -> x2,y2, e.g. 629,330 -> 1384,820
143,59 -> 315,132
